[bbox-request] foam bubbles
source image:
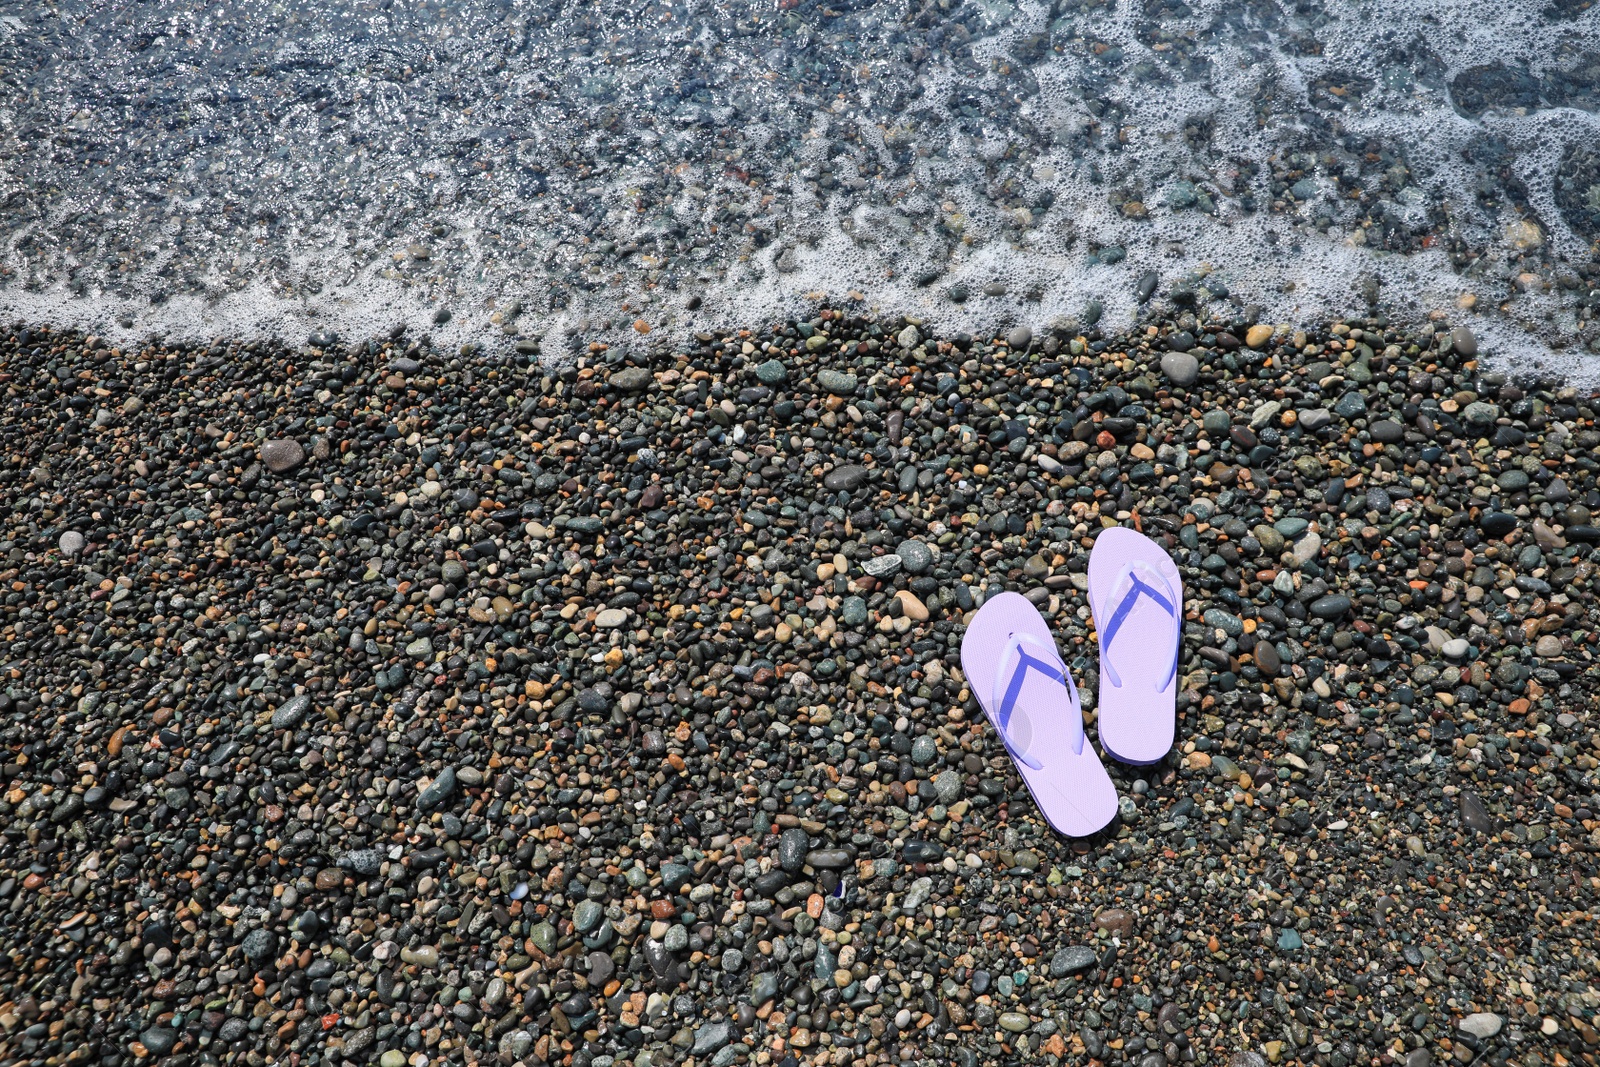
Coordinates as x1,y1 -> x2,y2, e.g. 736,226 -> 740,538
3,0 -> 1600,371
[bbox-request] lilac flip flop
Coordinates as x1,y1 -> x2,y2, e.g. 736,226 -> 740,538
960,592 -> 1117,837
1087,527 -> 1184,765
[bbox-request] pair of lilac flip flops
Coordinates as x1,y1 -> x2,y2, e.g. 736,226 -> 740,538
960,527 -> 1183,837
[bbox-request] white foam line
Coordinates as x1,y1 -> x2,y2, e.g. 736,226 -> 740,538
4,0 -> 1600,379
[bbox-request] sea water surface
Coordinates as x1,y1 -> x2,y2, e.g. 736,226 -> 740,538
4,0 -> 1600,369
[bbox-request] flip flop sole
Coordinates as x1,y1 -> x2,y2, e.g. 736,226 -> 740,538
1088,528 -> 1182,766
961,592 -> 1117,837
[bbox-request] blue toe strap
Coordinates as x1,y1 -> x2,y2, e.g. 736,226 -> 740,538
992,633 -> 1082,767
1100,565 -> 1181,691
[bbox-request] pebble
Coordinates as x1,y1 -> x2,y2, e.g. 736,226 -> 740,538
1249,401 -> 1281,429
805,848 -> 852,869
58,530 -> 85,557
270,693 -> 311,730
691,1021 -> 732,1055
416,766 -> 458,812
260,438 -> 306,473
1049,946 -> 1098,977
340,848 -> 383,877
817,369 -> 858,395
1298,408 -> 1333,432
140,1027 -> 177,1056
240,929 -> 276,961
895,589 -> 929,622
861,553 -> 902,578
1481,512 -> 1518,538
822,464 -> 869,491
1308,594 -> 1351,618
895,539 -> 933,574
595,607 -> 630,629
1005,326 -> 1032,349
1093,908 -> 1136,936
573,899 -> 604,932
1290,531 -> 1322,565
1253,525 -> 1284,554
1458,1013 -> 1503,1039
1460,791 -> 1496,835
1203,608 -> 1244,637
527,921 -> 557,954
1369,419 -> 1403,443
609,366 -> 653,392
400,944 -> 440,967
779,828 -> 809,872
1160,351 -> 1199,386
1333,392 -> 1367,419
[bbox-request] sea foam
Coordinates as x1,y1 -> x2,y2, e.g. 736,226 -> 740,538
2,0 -> 1599,373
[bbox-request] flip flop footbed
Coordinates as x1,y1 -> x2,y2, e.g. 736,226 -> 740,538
1088,528 -> 1182,766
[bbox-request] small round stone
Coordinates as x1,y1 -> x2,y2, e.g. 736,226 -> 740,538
573,899 -> 604,933
895,539 -> 933,575
241,929 -> 277,961
1160,351 -> 1199,386
260,438 -> 306,473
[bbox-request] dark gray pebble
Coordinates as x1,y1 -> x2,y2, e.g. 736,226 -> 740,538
1050,945 -> 1098,977
270,693 -> 311,730
416,766 -> 458,812
823,464 -> 869,491
1309,594 -> 1351,618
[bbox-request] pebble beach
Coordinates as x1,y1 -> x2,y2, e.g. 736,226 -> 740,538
0,310 -> 1597,1067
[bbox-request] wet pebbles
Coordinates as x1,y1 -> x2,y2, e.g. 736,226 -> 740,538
0,314 -> 1597,1067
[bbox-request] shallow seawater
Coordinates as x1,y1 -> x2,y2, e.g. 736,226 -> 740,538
4,0 -> 1600,370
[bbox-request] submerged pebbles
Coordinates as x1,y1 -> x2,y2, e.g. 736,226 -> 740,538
0,314 -> 1597,1067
